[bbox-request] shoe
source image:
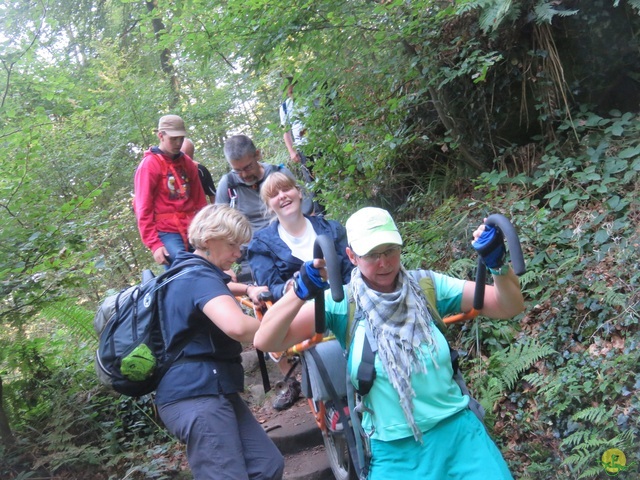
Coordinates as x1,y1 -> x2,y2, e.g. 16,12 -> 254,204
272,379 -> 301,411
326,403 -> 350,432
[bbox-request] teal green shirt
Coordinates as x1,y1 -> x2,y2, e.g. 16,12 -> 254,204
325,270 -> 470,442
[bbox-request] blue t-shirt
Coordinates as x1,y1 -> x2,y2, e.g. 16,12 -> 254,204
155,251 -> 245,405
324,270 -> 470,441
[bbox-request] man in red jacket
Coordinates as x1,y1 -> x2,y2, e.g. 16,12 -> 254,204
134,115 -> 207,267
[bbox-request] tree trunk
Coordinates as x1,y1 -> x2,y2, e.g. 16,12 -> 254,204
0,375 -> 15,446
145,0 -> 180,106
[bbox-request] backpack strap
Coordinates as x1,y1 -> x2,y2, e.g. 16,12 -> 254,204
226,164 -> 287,210
149,259 -> 211,380
345,273 -> 470,397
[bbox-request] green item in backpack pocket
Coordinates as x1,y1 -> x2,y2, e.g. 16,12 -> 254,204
121,344 -> 157,381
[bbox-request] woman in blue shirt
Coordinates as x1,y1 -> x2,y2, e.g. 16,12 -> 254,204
157,204 -> 283,480
254,207 -> 525,480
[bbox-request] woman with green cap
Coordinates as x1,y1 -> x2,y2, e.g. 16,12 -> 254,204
255,206 -> 524,479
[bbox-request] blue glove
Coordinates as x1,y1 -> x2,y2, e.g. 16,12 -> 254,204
293,261 -> 329,300
472,225 -> 506,269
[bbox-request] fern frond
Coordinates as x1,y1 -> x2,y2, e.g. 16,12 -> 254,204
602,288 -> 627,308
479,0 -> 522,33
621,0 -> 640,14
561,430 -> 611,449
522,372 -> 547,388
533,1 -> 579,24
515,269 -> 537,290
496,340 -> 556,390
610,428 -> 638,445
478,376 -> 504,414
572,405 -> 615,426
564,452 -> 595,474
578,465 -> 606,479
41,300 -> 95,344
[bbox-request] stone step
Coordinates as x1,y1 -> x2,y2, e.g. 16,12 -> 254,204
262,399 -> 335,479
282,445 -> 335,480
243,348 -> 335,479
263,399 -> 323,454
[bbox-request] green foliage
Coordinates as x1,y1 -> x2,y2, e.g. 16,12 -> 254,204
473,109 -> 638,478
1,315 -> 186,479
465,339 -> 556,425
1,0 -> 639,478
41,301 -> 96,345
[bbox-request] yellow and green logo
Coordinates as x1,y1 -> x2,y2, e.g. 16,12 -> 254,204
601,448 -> 634,476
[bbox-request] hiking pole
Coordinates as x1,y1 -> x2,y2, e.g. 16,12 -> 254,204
444,213 -> 525,324
312,234 -> 345,335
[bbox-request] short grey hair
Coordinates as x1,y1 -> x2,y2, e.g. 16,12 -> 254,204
223,135 -> 257,162
188,204 -> 252,250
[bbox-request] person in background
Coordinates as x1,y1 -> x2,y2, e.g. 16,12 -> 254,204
133,115 -> 207,267
255,207 -> 525,480
156,204 -> 281,480
280,77 -> 307,166
279,78 -> 324,214
216,134 -> 311,231
181,138 -> 217,204
247,172 -> 354,410
215,134 -> 313,282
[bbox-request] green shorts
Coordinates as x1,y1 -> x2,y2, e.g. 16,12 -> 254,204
368,409 -> 513,480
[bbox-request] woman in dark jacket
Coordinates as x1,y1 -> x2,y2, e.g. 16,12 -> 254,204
247,172 -> 353,301
247,172 -> 353,410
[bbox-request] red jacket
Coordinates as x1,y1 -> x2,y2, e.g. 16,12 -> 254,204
133,148 -> 207,252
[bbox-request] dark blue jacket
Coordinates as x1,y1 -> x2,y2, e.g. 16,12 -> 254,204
247,215 -> 353,301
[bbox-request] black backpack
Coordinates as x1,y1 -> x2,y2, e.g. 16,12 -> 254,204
93,259 -> 206,397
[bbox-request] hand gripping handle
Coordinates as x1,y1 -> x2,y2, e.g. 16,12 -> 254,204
485,213 -> 525,276
473,214 -> 525,311
446,214 -> 525,323
313,234 -> 345,334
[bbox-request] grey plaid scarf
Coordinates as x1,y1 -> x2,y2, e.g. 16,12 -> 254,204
350,266 -> 438,442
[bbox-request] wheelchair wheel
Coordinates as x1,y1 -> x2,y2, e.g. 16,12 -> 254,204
322,409 -> 358,480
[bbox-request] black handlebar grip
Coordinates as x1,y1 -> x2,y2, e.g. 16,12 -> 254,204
473,257 -> 487,311
258,291 -> 274,302
312,235 -> 345,334
313,235 -> 345,302
484,214 -> 526,276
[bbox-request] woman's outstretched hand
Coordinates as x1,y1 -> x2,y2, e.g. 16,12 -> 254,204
472,223 -> 506,269
292,260 -> 328,300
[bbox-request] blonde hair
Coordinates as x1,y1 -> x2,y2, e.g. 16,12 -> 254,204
260,172 -> 300,214
188,205 -> 252,250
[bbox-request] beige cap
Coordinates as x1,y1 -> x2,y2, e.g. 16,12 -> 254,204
157,115 -> 187,137
346,207 -> 403,256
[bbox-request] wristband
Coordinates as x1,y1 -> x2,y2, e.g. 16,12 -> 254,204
245,283 -> 253,295
488,264 -> 510,276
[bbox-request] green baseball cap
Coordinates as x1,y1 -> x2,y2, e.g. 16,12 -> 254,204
346,207 -> 403,256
